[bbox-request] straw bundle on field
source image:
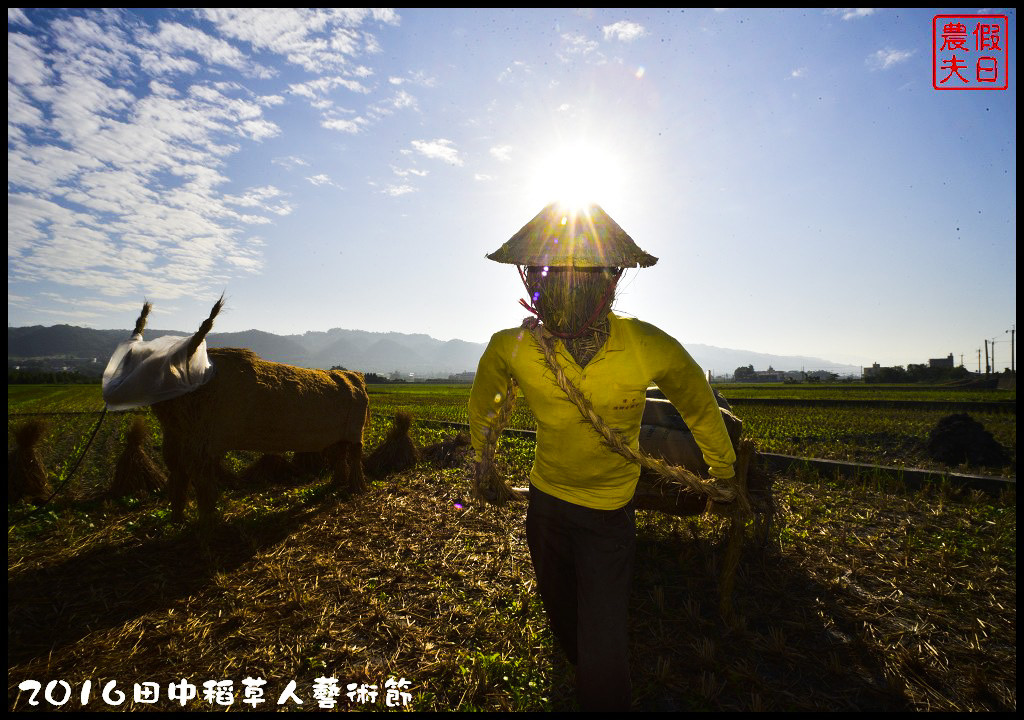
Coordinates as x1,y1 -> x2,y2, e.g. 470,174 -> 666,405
8,420 -> 50,504
927,413 -> 1010,468
365,411 -> 419,477
109,416 -> 167,498
422,432 -> 472,468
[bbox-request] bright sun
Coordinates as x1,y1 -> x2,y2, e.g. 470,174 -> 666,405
528,141 -> 627,211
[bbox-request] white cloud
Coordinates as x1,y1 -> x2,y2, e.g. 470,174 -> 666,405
828,8 -> 876,21
369,8 -> 400,25
868,48 -> 914,70
408,70 -> 436,87
391,166 -> 428,178
561,33 -> 598,56
198,8 -> 399,73
322,117 -> 362,133
7,8 -> 413,316
490,145 -> 513,162
8,8 -> 31,26
498,60 -> 530,83
240,118 -> 280,141
8,84 -> 45,128
7,11 -> 304,305
362,30 -> 382,54
391,90 -> 417,110
137,21 -> 272,78
288,76 -> 370,99
148,79 -> 178,96
602,21 -> 647,43
8,32 -> 55,87
791,67 -> 807,78
411,139 -> 463,166
273,155 -> 309,169
224,186 -> 292,216
474,174 -> 493,182
289,75 -> 374,133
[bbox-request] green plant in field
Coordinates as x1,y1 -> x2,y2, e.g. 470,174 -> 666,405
456,650 -> 548,710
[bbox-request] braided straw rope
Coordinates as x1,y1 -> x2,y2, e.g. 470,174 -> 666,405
470,377 -> 524,505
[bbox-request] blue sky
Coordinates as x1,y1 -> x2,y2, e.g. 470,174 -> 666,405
7,8 -> 1017,369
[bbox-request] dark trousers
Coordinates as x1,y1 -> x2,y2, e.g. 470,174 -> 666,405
526,484 -> 636,712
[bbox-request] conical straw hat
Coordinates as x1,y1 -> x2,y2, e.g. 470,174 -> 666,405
487,203 -> 658,268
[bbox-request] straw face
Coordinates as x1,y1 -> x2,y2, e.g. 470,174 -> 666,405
526,266 -> 615,338
487,203 -> 658,268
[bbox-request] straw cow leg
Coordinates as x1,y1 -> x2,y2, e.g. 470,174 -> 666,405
325,439 -> 366,493
192,456 -> 222,522
163,433 -> 223,522
162,434 -> 191,523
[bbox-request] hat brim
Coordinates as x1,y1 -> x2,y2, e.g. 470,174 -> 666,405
487,203 -> 658,268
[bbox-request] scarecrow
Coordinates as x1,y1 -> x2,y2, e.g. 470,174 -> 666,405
468,202 -> 741,711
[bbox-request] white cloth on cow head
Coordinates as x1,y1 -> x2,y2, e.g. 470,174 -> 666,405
101,334 -> 215,410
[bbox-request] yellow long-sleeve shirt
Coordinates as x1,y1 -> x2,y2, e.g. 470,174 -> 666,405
468,313 -> 736,510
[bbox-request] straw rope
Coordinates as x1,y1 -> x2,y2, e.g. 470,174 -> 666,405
470,377 -> 524,505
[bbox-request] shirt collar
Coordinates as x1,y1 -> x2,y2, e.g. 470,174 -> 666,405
604,313 -> 626,353
548,312 -> 626,367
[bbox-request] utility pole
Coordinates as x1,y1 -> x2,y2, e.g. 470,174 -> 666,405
977,348 -> 981,374
1008,324 -> 1016,373
985,339 -> 990,375
959,353 -> 964,367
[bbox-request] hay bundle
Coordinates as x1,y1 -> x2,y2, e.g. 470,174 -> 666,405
928,413 -> 1010,468
241,454 -> 298,485
8,420 -> 50,504
422,432 -> 472,469
365,411 -> 419,477
109,416 -> 167,498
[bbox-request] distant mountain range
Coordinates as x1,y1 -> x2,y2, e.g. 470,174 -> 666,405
7,323 -> 863,378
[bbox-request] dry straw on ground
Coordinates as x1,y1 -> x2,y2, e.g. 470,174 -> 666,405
7,437 -> 1016,712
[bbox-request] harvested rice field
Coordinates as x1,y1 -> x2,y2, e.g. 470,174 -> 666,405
7,410 -> 1016,712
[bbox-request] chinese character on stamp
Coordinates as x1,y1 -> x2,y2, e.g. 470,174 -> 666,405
933,14 -> 1009,90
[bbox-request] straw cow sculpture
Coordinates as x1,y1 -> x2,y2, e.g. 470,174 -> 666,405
139,300 -> 370,522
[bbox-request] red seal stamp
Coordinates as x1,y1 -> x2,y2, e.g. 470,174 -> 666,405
933,14 -> 1009,90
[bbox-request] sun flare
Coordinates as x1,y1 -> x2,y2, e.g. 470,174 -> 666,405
529,141 -> 627,212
